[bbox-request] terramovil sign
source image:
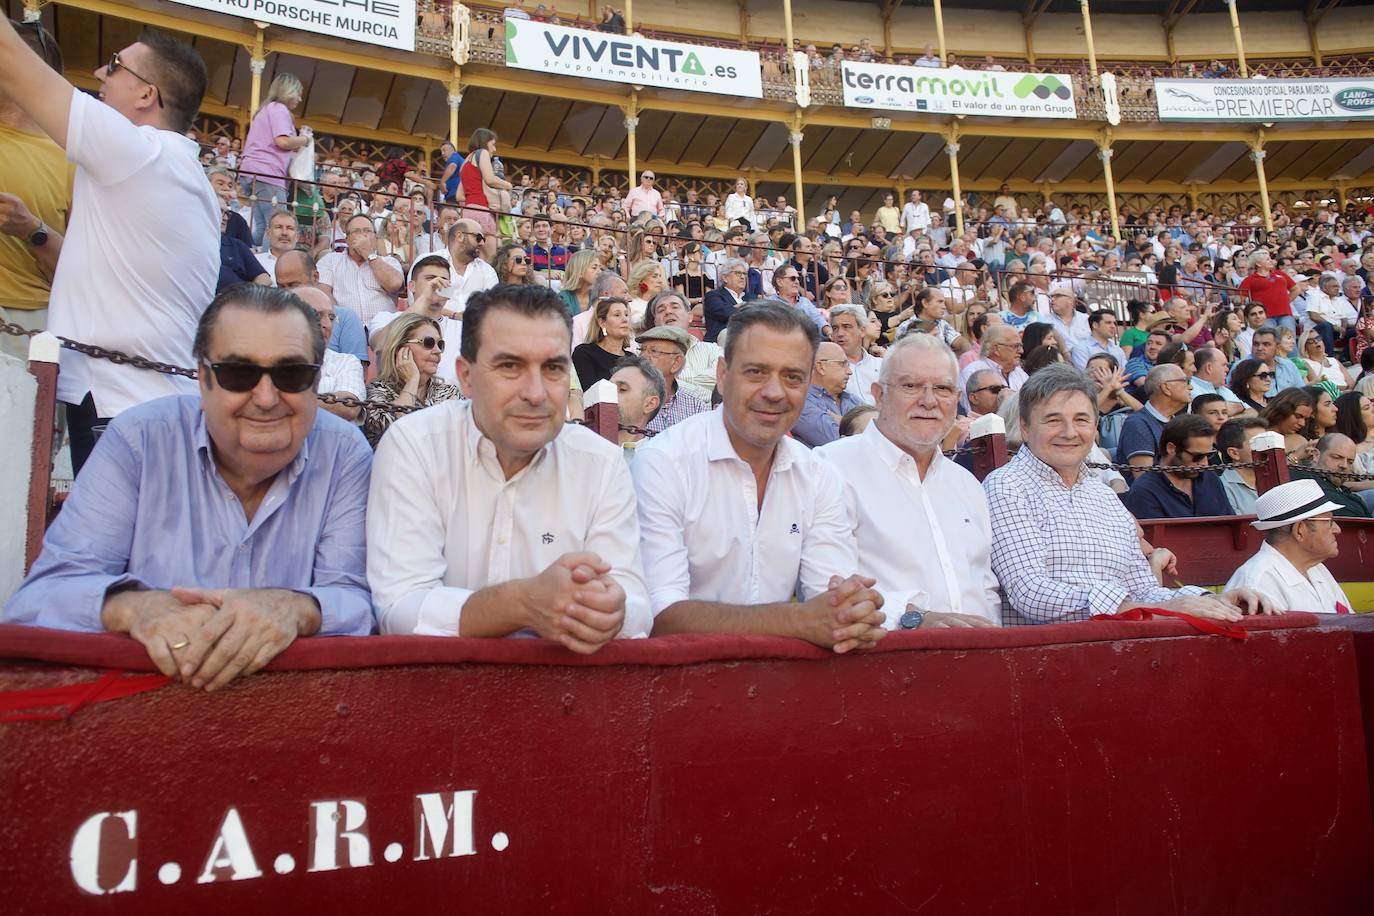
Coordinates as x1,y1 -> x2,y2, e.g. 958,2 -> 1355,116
1155,77 -> 1374,121
504,18 -> 763,99
840,61 -> 1076,119
166,0 -> 416,52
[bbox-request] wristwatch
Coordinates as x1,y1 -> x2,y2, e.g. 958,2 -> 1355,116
898,608 -> 926,630
367,252 -> 379,263
27,222 -> 49,248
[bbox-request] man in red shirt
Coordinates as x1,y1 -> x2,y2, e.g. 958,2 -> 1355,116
1238,250 -> 1305,336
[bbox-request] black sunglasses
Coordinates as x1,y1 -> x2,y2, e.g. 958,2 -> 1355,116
1256,371 -> 1275,380
406,336 -> 445,352
205,361 -> 319,393
970,384 -> 1008,396
106,52 -> 165,109
510,256 -> 529,264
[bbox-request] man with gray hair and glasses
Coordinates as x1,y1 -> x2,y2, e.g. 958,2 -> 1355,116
984,364 -> 1272,624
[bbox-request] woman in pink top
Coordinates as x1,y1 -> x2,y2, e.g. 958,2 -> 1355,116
238,73 -> 310,247
459,128 -> 511,236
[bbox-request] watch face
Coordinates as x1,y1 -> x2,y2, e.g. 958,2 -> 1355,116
30,228 -> 48,246
898,610 -> 924,630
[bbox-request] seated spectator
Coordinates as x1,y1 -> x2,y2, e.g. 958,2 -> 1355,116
437,218 -> 500,313
958,323 -> 1027,409
367,284 -> 650,647
274,250 -> 369,366
793,341 -> 862,448
771,264 -> 829,334
1070,309 -> 1127,370
1191,392 -> 1231,433
4,285 -> 373,686
256,209 -> 300,280
374,255 -> 459,372
493,243 -> 537,286
610,354 -> 664,454
215,197 -> 270,291
1123,328 -> 1170,390
1224,479 -> 1352,614
703,258 -> 749,343
641,289 -> 720,402
1333,390 -> 1374,513
1289,433 -> 1373,519
632,302 -> 885,653
362,312 -> 462,448
817,335 -> 1000,628
830,305 -> 883,406
1085,352 -> 1141,416
294,286 -> 362,422
1231,357 -> 1273,412
636,325 -> 708,433
1261,387 -> 1317,460
1022,343 -> 1065,377
840,403 -> 877,436
1122,415 -> 1232,519
1000,281 -> 1046,331
1189,345 -> 1245,416
984,364 -> 1268,623
1246,327 -> 1304,394
572,295 -> 633,389
1217,416 -> 1269,515
317,213 -> 404,326
626,258 -> 668,328
1115,364 -> 1192,473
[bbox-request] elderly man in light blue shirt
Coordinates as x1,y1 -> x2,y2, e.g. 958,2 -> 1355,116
4,285 -> 373,691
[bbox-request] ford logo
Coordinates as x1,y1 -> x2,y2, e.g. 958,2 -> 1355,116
855,96 -> 874,104
1334,87 -> 1374,111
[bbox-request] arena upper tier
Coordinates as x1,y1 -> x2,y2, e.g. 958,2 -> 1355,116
6,0 -> 1374,223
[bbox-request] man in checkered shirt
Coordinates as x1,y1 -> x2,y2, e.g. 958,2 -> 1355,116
984,364 -> 1272,624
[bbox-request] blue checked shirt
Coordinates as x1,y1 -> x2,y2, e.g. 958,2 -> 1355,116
984,446 -> 1208,623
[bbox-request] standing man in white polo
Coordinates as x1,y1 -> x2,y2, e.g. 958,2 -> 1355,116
0,22 -> 219,474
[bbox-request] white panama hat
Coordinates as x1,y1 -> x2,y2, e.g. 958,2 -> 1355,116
1250,479 -> 1343,531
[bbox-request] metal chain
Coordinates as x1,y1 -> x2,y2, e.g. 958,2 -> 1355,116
618,423 -> 657,438
317,391 -> 422,415
1086,458 -> 1266,474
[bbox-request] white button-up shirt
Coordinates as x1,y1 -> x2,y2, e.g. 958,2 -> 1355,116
631,409 -> 858,614
433,252 -> 500,313
817,423 -> 1000,625
1225,542 -> 1351,614
843,350 -> 883,406
318,350 -> 364,401
318,250 -> 403,325
367,400 -> 652,638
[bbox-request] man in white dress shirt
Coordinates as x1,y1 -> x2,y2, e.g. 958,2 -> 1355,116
435,218 -> 500,312
369,256 -> 461,384
830,305 -> 882,406
367,284 -> 651,651
817,335 -> 999,628
632,302 -> 886,653
1225,479 -> 1353,615
294,286 -> 363,422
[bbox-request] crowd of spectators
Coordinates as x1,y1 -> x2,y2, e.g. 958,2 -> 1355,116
2,22 -> 1373,691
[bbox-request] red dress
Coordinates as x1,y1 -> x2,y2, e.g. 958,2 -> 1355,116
459,150 -> 496,234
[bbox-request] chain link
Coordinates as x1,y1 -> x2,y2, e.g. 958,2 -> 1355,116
1086,458 -> 1266,474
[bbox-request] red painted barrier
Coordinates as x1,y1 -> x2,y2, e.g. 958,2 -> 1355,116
1138,516 -> 1374,584
1,619 -> 1370,914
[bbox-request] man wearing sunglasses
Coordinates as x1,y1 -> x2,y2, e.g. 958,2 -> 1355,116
0,19 -> 70,361
438,217 -> 498,310
1121,415 -> 1233,520
5,285 -> 375,689
0,22 -> 217,475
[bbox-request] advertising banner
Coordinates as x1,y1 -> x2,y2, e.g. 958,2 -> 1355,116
840,61 -> 1077,119
1155,77 -> 1374,121
166,0 -> 415,52
504,18 -> 763,99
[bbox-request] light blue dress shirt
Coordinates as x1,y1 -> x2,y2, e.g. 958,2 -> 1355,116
4,396 -> 374,634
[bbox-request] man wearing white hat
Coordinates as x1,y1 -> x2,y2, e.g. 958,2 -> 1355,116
1225,479 -> 1354,615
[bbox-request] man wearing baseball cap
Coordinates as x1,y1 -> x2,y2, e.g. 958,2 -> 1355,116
1224,479 -> 1353,614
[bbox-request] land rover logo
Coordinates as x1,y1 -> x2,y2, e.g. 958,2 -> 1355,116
1334,87 -> 1374,111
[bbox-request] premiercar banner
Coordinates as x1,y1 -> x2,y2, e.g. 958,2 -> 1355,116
504,18 -> 763,99
166,0 -> 415,52
840,61 -> 1076,119
1155,77 -> 1374,121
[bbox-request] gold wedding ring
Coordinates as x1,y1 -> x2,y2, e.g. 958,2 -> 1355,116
169,636 -> 190,651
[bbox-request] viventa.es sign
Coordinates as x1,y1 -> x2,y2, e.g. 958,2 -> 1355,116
504,18 -> 763,99
840,61 -> 1077,119
166,0 -> 416,52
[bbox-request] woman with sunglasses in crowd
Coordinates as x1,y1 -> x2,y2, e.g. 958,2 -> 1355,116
572,296 -> 634,389
493,243 -> 537,286
362,313 -> 462,448
1231,357 -> 1274,413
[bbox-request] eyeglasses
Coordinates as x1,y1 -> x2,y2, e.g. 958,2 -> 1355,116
641,174 -> 654,181
874,291 -> 895,299
106,52 -> 165,109
883,381 -> 958,400
1256,372 -> 1275,380
1178,448 -> 1217,463
204,361 -> 320,393
406,336 -> 445,351
640,347 -> 683,359
969,384 -> 1007,396
510,256 -> 529,264
466,231 -> 486,243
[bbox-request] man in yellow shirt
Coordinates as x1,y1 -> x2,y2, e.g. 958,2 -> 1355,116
0,19 -> 71,359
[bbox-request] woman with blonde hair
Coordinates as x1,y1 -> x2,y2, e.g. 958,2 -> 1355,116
237,71 -> 309,247
572,296 -> 634,388
558,249 -> 601,315
362,313 -> 462,447
627,258 -> 667,327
